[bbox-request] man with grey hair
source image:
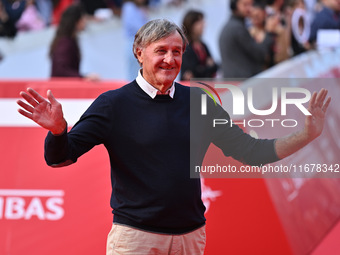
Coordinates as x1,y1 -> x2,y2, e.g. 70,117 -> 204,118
17,18 -> 330,254
18,19 -> 207,254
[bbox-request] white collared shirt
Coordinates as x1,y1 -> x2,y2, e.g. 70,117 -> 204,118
136,69 -> 175,99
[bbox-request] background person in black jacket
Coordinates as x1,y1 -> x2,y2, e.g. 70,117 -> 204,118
180,10 -> 218,80
0,0 -> 26,38
219,0 -> 279,78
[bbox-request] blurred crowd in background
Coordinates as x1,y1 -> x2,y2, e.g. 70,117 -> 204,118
0,0 -> 339,80
0,0 -> 185,38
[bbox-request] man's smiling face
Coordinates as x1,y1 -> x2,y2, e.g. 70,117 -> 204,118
136,31 -> 184,91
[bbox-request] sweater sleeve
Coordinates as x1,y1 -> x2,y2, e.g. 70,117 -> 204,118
209,100 -> 279,166
44,93 -> 113,167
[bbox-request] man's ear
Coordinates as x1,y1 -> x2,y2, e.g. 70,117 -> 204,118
135,47 -> 143,65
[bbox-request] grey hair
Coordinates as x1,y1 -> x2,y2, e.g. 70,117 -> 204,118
133,19 -> 188,66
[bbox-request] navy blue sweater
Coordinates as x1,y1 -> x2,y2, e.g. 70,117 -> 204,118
45,81 -> 278,234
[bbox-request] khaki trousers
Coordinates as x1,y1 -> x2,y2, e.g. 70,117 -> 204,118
106,223 -> 206,255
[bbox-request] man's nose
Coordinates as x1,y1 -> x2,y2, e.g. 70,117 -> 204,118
164,51 -> 175,64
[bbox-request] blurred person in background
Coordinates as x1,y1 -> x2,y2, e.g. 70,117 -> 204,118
249,1 -> 267,43
122,0 -> 148,81
287,0 -> 312,56
249,0 -> 290,69
304,0 -> 318,22
219,0 -> 278,78
15,0 -> 46,32
49,3 -> 100,80
148,0 -> 185,7
265,0 -> 291,65
248,1 -> 271,71
0,0 -> 26,37
35,0 -> 53,26
265,0 -> 284,16
309,0 -> 340,45
80,0 -> 123,17
180,10 -> 219,80
0,0 -> 13,37
51,0 -> 73,24
105,0 -> 123,17
80,0 -> 107,16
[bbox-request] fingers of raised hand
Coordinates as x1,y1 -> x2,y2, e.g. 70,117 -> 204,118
322,97 -> 331,113
27,87 -> 47,104
310,89 -> 331,112
17,88 -> 50,120
315,89 -> 327,107
47,90 -> 59,106
17,104 -> 34,120
19,90 -> 40,108
17,92 -> 37,120
309,91 -> 317,109
17,98 -> 35,114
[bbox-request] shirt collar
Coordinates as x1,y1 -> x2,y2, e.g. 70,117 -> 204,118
136,69 -> 175,99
